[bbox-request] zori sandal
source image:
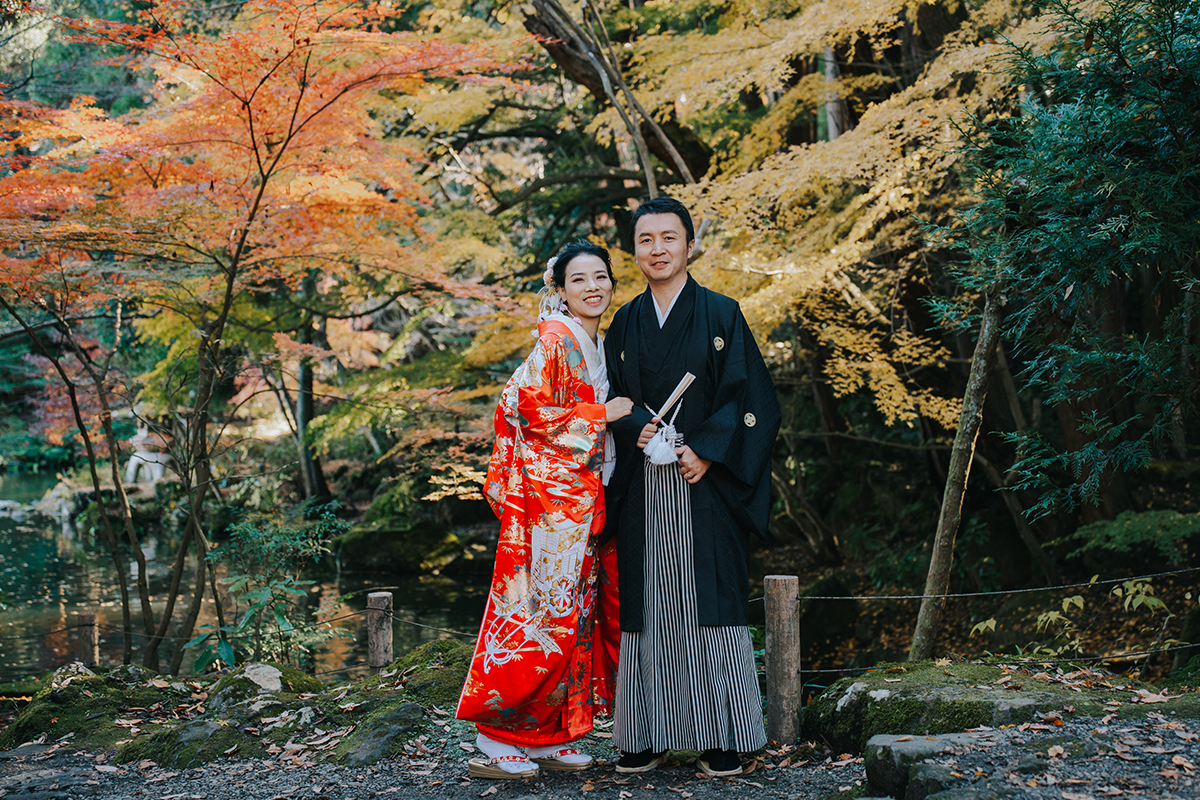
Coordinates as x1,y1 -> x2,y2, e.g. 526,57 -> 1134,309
528,746 -> 593,771
467,754 -> 539,779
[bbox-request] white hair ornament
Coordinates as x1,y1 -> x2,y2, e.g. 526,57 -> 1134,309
536,255 -> 563,323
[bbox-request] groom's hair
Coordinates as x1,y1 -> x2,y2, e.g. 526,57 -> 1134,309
631,196 -> 695,244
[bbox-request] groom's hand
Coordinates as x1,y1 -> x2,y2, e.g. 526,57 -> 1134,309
676,446 -> 711,484
636,417 -> 661,449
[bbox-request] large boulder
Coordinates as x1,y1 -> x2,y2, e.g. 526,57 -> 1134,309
0,662 -> 189,751
338,702 -> 425,766
389,639 -> 472,706
206,662 -> 322,714
864,733 -> 989,798
806,660 -> 1083,753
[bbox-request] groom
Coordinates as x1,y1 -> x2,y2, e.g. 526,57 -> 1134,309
603,197 -> 780,776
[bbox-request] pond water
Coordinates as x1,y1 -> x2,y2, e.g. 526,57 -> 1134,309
0,474 -> 488,683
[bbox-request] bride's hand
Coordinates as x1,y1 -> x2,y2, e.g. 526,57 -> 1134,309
605,397 -> 634,422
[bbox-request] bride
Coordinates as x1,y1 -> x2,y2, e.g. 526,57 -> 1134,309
455,240 -> 631,778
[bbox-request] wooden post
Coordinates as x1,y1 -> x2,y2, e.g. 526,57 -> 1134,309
765,575 -> 800,744
367,592 -> 393,674
75,612 -> 98,667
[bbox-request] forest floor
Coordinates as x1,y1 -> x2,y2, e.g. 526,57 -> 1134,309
2,710 -> 1199,800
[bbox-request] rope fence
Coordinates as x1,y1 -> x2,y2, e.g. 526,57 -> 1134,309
796,642 -> 1200,676
3,572 -> 1197,747
747,564 -> 1200,603
0,608 -> 475,645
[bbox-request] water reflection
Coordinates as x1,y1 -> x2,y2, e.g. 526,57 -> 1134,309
0,477 -> 487,682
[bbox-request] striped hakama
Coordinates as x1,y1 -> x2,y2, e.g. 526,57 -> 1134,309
613,458 -> 767,754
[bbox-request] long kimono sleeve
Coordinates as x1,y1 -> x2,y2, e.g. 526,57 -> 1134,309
484,332 -> 606,521
512,334 -> 607,453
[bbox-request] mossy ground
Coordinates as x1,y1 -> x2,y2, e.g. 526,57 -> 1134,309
0,673 -> 188,751
0,642 -> 473,768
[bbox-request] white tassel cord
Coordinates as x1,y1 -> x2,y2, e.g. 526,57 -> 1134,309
644,404 -> 683,465
642,373 -> 694,465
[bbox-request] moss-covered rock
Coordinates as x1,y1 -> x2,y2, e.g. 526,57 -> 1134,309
336,702 -> 424,766
118,718 -> 268,768
0,662 -> 175,750
207,662 -> 322,714
387,639 -> 472,707
805,660 -> 1104,753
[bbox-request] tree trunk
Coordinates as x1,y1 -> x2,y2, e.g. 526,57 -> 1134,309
971,450 -> 1060,584
147,518 -> 194,668
0,300 -> 136,664
295,353 -> 330,500
169,526 -> 210,674
909,292 -> 1003,661
1054,399 -> 1136,522
296,284 -> 330,502
823,45 -> 850,140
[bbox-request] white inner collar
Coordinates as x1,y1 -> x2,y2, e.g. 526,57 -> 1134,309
653,284 -> 685,327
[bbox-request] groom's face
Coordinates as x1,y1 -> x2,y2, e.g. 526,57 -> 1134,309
634,212 -> 694,287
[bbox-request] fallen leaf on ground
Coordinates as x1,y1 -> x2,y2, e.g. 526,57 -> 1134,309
1048,745 -> 1065,758
459,742 -> 475,752
1132,689 -> 1175,704
1060,792 -> 1092,800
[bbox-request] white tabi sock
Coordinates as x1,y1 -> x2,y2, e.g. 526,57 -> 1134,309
475,732 -> 525,758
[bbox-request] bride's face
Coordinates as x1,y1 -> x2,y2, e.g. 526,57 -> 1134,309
560,254 -> 613,321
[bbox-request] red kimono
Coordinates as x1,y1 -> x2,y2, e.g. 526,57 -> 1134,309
456,317 -> 621,747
